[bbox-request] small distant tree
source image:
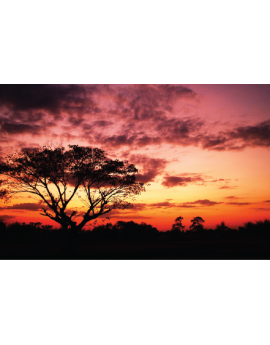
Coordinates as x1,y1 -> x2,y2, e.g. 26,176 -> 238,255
0,145 -> 145,233
171,216 -> 185,232
189,216 -> 205,231
215,221 -> 229,232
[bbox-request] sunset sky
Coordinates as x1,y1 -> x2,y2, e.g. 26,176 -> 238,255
0,84 -> 270,230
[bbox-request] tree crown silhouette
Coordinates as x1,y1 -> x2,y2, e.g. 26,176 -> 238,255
0,145 -> 145,232
171,216 -> 185,232
189,216 -> 205,231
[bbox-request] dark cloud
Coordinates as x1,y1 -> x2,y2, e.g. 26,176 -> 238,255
129,154 -> 168,183
0,110 -> 47,124
162,175 -> 204,188
99,134 -> 137,148
0,203 -> 44,211
67,116 -> 85,127
90,116 -> 270,152
0,84 -> 196,125
133,201 -> 195,210
136,136 -> 162,147
201,120 -> 270,151
226,202 -> 251,206
75,85 -> 203,150
97,206 -> 152,219
134,199 -> 223,209
219,186 -> 237,189
92,121 -> 113,127
263,200 -> 270,202
128,201 -> 184,210
96,134 -> 163,149
94,117 -> 270,151
182,199 -> 223,207
1,85 -> 270,153
202,136 -> 227,149
102,214 -> 152,220
135,172 -> 158,183
0,85 -> 102,138
148,202 -> 176,208
84,117 -> 270,151
129,203 -> 148,211
177,204 -> 197,208
0,84 -> 96,114
1,122 -> 43,135
224,196 -> 242,199
229,120 -> 270,148
105,84 -> 197,121
253,208 -> 270,211
106,201 -> 179,213
154,117 -> 204,146
161,173 -> 231,188
0,215 -> 15,221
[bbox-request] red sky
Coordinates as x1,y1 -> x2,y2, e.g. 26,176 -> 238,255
0,84 -> 270,230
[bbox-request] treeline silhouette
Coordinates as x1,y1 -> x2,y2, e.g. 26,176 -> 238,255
0,220 -> 159,242
1,219 -> 270,259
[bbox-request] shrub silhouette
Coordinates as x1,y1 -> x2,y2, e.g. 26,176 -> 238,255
215,221 -> 230,232
91,223 -> 120,240
114,221 -> 159,240
1,221 -> 42,243
238,219 -> 270,235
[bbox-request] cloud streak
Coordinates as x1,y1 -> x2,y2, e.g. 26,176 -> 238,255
0,203 -> 44,211
180,199 -> 223,207
161,173 -> 231,188
162,175 -> 204,188
226,202 -> 252,206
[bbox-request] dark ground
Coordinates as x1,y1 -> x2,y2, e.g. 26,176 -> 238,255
0,228 -> 270,260
1,222 -> 270,259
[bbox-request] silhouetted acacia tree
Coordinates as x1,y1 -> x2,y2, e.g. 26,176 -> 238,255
171,216 -> 185,232
0,145 -> 145,232
189,216 -> 205,231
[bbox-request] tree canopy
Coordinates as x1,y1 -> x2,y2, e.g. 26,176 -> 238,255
189,216 -> 205,231
0,145 -> 145,232
171,216 -> 185,232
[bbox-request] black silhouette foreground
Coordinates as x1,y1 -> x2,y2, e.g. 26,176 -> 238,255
1,218 -> 270,259
0,145 -> 145,233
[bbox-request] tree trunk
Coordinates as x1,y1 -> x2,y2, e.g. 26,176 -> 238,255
58,224 -> 80,258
